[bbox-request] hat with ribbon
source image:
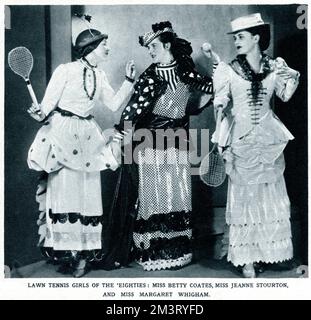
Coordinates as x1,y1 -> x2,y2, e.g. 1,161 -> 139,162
139,21 -> 175,47
227,13 -> 270,34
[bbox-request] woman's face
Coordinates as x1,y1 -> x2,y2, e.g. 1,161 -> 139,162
147,37 -> 171,64
92,39 -> 110,61
233,31 -> 258,55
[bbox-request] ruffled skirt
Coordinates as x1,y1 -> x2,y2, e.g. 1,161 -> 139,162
29,112 -> 118,262
133,147 -> 193,271
223,129 -> 293,266
27,112 -> 118,173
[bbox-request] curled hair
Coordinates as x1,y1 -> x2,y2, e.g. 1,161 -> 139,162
157,33 -> 195,71
247,24 -> 270,52
152,21 -> 173,32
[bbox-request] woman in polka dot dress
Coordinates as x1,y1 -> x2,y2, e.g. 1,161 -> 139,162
26,28 -> 136,277
104,21 -> 219,271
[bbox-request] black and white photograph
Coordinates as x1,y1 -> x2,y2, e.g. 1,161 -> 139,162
1,0 -> 309,300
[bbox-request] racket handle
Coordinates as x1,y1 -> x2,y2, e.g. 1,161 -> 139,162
214,107 -> 223,143
25,79 -> 39,107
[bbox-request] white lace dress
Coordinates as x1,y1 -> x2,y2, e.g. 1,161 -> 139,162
213,58 -> 299,266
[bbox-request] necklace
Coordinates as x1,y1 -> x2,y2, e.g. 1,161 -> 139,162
80,58 -> 97,100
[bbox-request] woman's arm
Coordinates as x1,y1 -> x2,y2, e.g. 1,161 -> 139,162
26,64 -> 68,122
100,61 -> 136,112
274,57 -> 300,102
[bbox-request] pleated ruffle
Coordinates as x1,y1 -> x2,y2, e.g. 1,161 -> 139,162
228,238 -> 293,267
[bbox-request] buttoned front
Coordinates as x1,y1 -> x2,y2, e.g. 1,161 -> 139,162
213,60 -> 298,146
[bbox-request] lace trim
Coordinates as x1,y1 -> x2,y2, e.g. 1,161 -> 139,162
134,210 -> 192,234
134,235 -> 192,262
137,253 -> 192,271
133,229 -> 192,249
228,219 -> 291,227
229,237 -> 292,248
46,230 -> 101,244
48,210 -> 102,226
41,247 -> 103,263
228,241 -> 293,267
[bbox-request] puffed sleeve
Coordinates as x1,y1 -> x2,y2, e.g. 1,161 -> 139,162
213,62 -> 232,108
99,70 -> 134,112
274,57 -> 300,102
40,64 -> 67,116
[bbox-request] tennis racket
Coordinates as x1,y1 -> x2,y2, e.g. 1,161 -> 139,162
8,46 -> 39,108
199,107 -> 226,187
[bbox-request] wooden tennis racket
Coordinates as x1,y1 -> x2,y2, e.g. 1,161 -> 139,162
8,46 -> 40,108
199,107 -> 226,187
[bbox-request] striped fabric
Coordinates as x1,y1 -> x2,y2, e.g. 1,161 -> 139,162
156,62 -> 179,92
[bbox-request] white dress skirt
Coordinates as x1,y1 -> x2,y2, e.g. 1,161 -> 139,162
29,113 -> 118,255
224,129 -> 293,266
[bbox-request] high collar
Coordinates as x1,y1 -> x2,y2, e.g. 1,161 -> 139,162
156,60 -> 177,69
79,57 -> 97,70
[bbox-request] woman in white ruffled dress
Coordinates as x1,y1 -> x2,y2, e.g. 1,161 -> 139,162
212,13 -> 300,277
27,28 -> 136,277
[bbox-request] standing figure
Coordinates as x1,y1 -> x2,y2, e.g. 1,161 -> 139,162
213,13 -> 300,277
27,28 -> 135,277
103,21 -> 218,271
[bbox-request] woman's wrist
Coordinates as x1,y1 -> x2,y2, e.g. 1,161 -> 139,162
125,75 -> 135,83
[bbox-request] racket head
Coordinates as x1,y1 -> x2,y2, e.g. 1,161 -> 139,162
8,46 -> 33,80
199,148 -> 226,187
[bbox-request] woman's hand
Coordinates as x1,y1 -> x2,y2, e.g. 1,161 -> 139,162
276,66 -> 299,81
27,103 -> 46,122
112,129 -> 133,146
110,129 -> 133,162
274,57 -> 299,81
201,42 -> 221,64
126,60 -> 136,81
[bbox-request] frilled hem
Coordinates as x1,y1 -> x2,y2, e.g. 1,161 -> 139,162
229,219 -> 292,247
41,247 -> 103,263
134,234 -> 192,271
227,214 -> 293,266
137,253 -> 193,271
227,238 -> 293,267
48,210 -> 103,226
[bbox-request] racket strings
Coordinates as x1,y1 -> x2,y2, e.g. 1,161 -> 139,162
200,147 -> 226,187
206,152 -> 226,185
8,47 -> 33,79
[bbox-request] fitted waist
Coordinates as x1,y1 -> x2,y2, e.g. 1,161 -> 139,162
53,107 -> 94,120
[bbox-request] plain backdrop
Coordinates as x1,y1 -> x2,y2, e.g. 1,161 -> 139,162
4,4 -> 307,268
